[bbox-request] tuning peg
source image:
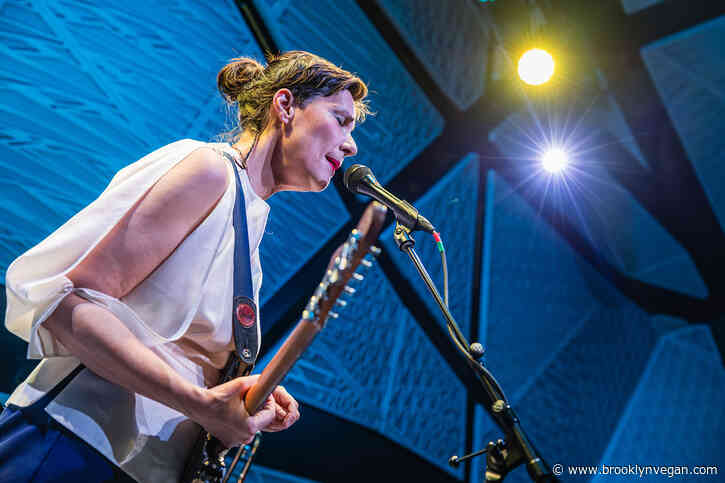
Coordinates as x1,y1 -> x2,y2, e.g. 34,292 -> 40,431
302,309 -> 316,320
327,268 -> 340,284
347,232 -> 360,252
360,258 -> 373,268
351,272 -> 364,281
369,246 -> 381,256
327,311 -> 339,319
343,286 -> 356,295
335,299 -> 348,307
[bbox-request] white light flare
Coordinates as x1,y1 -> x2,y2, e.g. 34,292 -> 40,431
541,147 -> 569,173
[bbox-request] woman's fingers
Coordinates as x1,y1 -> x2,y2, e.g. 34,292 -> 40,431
272,385 -> 298,409
261,388 -> 301,432
220,374 -> 261,399
272,386 -> 300,422
246,394 -> 277,432
205,379 -> 301,442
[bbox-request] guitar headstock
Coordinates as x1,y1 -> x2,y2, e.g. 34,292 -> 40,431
302,202 -> 388,326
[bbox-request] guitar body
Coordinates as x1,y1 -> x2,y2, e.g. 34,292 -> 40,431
181,202 -> 387,483
180,354 -> 250,483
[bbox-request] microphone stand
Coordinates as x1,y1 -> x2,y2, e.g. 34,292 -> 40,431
391,221 -> 558,483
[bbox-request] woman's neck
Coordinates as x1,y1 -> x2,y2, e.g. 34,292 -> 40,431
232,130 -> 280,201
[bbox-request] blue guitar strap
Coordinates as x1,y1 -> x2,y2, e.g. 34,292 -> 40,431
225,153 -> 259,370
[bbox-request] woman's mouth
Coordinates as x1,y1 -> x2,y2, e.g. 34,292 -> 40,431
325,155 -> 341,171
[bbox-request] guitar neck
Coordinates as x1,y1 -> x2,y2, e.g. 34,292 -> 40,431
244,318 -> 323,414
244,202 -> 387,415
182,203 -> 386,483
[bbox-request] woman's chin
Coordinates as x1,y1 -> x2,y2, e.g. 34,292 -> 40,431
309,170 -> 332,192
312,177 -> 330,192
284,172 -> 330,192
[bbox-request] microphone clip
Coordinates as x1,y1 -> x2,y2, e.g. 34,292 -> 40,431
392,220 -> 416,252
343,164 -> 435,234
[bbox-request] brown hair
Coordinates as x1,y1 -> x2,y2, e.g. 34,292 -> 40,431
217,51 -> 371,141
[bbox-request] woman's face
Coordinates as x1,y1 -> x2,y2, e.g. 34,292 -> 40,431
275,89 -> 358,192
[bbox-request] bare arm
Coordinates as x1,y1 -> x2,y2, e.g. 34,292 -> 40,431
42,147 -> 289,446
48,291 -> 209,420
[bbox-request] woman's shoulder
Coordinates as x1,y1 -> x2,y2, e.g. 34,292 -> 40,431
147,140 -> 234,205
108,139 -> 233,189
125,138 -> 231,168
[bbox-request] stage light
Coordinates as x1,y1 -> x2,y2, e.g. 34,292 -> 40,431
518,48 -> 555,85
541,147 -> 568,173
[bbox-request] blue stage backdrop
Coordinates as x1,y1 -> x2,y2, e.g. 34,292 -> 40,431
251,0 -> 444,186
1,1 -> 724,483
382,154 -> 481,339
593,324 -> 725,482
473,171 -> 723,482
0,0 -> 269,390
376,0 -> 491,110
257,257 -> 468,479
642,16 -> 725,235
488,106 -> 708,299
0,0 -> 256,281
0,0 -> 352,309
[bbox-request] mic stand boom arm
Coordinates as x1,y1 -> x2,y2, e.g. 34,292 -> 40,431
391,221 -> 557,483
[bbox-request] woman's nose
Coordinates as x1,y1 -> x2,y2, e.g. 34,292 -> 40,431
341,134 -> 357,157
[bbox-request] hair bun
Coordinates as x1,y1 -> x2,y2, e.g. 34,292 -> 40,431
217,57 -> 265,103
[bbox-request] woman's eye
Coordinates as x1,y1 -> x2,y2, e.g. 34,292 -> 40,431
336,117 -> 345,126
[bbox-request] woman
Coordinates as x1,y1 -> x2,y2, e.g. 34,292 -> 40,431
0,50 -> 370,482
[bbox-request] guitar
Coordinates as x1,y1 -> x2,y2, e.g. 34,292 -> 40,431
181,201 -> 388,483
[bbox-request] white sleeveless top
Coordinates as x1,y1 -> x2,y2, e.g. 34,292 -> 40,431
3,139 -> 270,482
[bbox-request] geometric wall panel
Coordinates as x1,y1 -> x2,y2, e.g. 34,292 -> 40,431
479,171 -> 610,401
620,0 -> 665,15
642,15 -> 725,233
596,93 -> 648,169
0,0 -> 263,281
595,325 -> 725,481
472,305 -> 684,483
488,112 -> 708,298
258,263 -> 467,478
259,191 -> 350,304
382,154 -> 480,338
473,171 -> 699,482
377,0 -> 490,110
252,0 -> 445,185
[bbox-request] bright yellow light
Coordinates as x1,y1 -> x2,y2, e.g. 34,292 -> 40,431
541,148 -> 568,173
518,49 -> 555,85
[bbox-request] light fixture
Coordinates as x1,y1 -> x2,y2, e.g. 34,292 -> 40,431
518,48 -> 555,86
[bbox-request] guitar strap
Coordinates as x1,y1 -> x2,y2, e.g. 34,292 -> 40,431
42,152 -> 260,407
221,151 -> 259,381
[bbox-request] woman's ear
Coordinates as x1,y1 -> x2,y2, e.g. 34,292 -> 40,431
273,88 -> 295,124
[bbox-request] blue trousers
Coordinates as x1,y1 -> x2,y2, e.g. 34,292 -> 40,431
0,370 -> 136,483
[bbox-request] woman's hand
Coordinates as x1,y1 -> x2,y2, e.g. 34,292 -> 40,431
263,385 -> 300,432
191,375 -> 278,448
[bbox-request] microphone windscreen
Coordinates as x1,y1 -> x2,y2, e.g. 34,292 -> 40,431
343,164 -> 372,192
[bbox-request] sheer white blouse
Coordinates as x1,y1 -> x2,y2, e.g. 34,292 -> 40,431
3,139 -> 270,482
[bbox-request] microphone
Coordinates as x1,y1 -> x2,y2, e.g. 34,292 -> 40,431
344,164 -> 435,233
